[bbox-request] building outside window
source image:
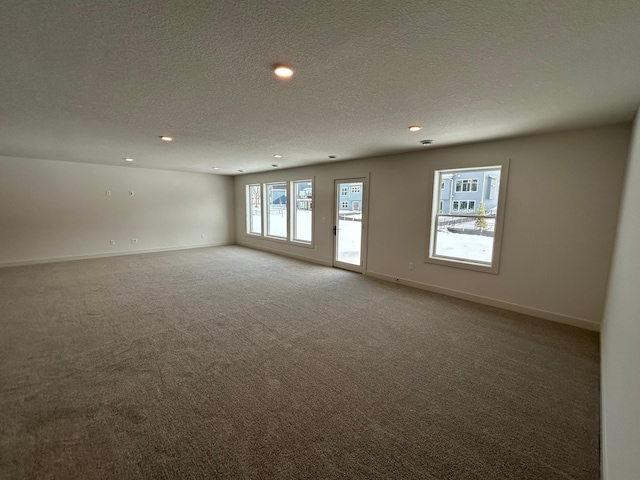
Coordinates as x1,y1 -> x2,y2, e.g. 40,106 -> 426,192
338,182 -> 363,211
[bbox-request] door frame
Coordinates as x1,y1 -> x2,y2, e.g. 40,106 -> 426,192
332,175 -> 370,273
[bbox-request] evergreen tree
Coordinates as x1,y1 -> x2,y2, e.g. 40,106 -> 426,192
475,202 -> 488,231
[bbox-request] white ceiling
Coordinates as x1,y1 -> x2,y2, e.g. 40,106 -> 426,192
1,0 -> 639,175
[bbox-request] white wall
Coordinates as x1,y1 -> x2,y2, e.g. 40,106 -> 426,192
0,156 -> 235,266
601,110 -> 640,479
235,123 -> 631,329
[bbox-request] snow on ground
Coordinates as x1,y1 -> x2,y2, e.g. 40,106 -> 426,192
434,231 -> 493,263
336,216 -> 361,265
266,207 -> 493,264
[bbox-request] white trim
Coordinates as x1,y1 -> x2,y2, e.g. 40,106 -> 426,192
0,242 -> 234,268
333,175 -> 370,274
366,270 -> 600,332
427,161 -> 509,274
601,355 -> 608,479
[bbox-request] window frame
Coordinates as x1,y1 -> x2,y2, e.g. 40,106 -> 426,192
291,179 -> 313,245
426,160 -> 509,274
265,182 -> 288,239
246,184 -> 262,235
244,178 -> 314,248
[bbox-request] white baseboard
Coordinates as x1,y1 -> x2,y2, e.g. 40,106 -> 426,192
0,242 -> 234,268
366,270 -> 601,332
237,241 -> 332,267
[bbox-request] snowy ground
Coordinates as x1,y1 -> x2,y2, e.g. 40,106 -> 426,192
434,231 -> 494,263
434,219 -> 495,263
336,215 -> 362,265
264,207 -> 493,264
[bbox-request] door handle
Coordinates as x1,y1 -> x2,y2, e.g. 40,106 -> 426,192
333,225 -> 337,236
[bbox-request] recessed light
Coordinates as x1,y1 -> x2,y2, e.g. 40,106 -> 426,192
160,136 -> 173,142
212,167 -> 219,170
238,170 -> 244,173
273,154 -> 282,158
408,125 -> 421,132
273,65 -> 294,79
328,155 -> 337,159
124,158 -> 134,162
420,140 -> 435,146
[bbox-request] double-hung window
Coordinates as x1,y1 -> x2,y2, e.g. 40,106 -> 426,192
427,161 -> 509,273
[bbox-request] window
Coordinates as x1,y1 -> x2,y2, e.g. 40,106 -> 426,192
266,183 -> 287,238
246,184 -> 262,234
341,201 -> 349,209
428,162 -> 509,273
341,187 -> 348,196
292,180 -> 313,243
245,179 -> 314,246
352,201 -> 360,211
351,185 -> 361,194
455,178 -> 478,192
452,200 -> 476,213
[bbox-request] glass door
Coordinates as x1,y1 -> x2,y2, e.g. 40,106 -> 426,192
333,178 -> 367,273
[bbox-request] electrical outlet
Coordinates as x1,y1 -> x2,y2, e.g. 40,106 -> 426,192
131,238 -> 138,244
109,240 -> 116,246
409,262 -> 414,270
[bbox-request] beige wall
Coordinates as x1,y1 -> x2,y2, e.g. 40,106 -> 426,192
601,111 -> 640,479
235,123 -> 631,329
0,156 -> 235,266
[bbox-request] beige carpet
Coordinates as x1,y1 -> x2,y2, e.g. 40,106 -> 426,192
0,246 -> 600,479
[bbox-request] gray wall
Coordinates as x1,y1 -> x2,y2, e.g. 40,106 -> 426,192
601,109 -> 640,479
0,156 -> 235,266
235,123 -> 631,330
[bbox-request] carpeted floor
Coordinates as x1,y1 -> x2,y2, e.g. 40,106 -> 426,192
0,246 -> 600,479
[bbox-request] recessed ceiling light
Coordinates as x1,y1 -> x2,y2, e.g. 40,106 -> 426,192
273,154 -> 282,158
124,157 -> 134,162
420,140 -> 435,146
273,65 -> 294,79
328,155 -> 337,159
238,170 -> 244,173
408,125 -> 421,132
160,136 -> 173,142
212,167 -> 219,170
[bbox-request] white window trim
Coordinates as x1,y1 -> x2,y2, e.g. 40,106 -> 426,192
246,184 -> 262,236
426,160 -> 510,274
291,179 -> 314,245
265,182 -> 288,240
244,178 -> 315,248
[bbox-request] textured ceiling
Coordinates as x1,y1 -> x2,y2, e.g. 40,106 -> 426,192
1,0 -> 640,175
